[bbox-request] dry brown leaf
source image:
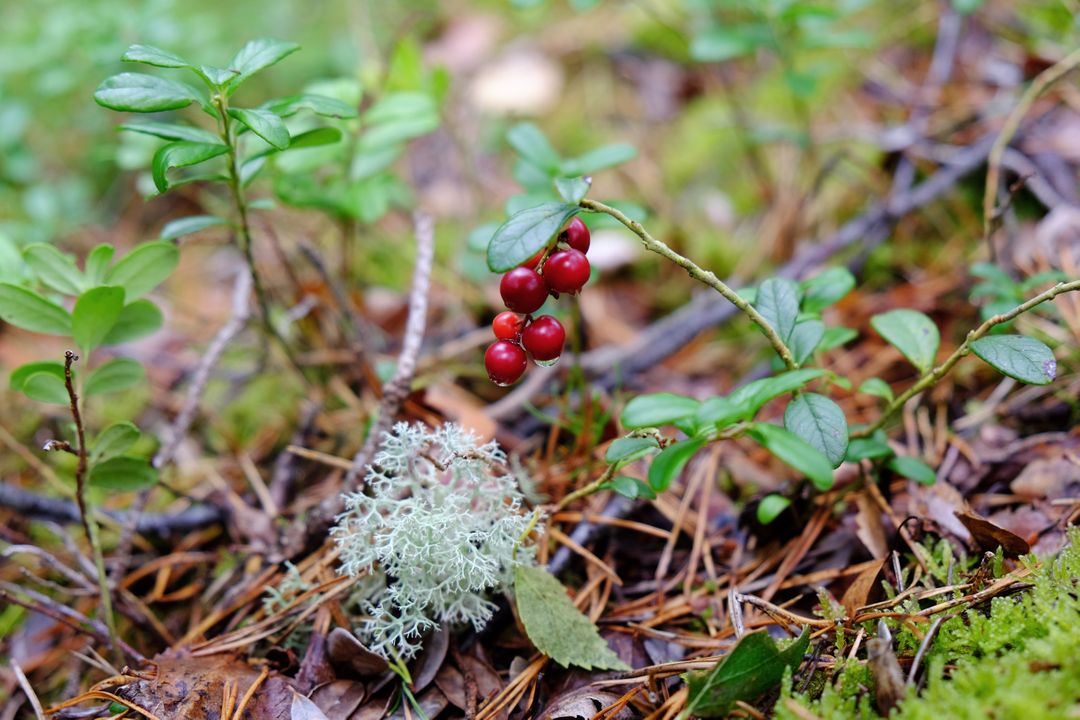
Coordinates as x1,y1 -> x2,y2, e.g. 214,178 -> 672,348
841,558 -> 885,618
411,626 -> 449,693
854,492 -> 889,559
310,681 -> 366,720
954,510 -> 1031,557
1011,457 -> 1080,499
538,688 -> 632,720
326,628 -> 389,677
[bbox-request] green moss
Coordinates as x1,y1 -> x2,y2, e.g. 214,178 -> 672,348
781,530 -> 1080,719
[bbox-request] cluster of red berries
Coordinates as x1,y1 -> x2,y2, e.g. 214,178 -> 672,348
485,217 -> 592,385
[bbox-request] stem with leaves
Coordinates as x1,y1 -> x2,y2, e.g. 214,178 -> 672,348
579,198 -> 798,370
62,351 -> 119,651
212,94 -> 306,381
854,279 -> 1080,437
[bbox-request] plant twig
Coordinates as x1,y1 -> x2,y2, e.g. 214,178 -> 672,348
854,279 -> 1080,437
580,198 -> 798,370
983,46 -> 1080,245
62,351 -> 120,652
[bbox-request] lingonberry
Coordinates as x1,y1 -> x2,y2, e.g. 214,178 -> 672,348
500,267 -> 548,314
543,249 -> 590,294
484,340 -> 528,386
521,315 -> 565,365
560,217 -> 590,254
522,248 -> 546,270
492,311 -> 523,341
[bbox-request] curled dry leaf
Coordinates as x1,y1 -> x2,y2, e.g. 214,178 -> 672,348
954,510 -> 1031,557
411,625 -> 449,692
309,680 -> 366,720
326,627 -> 389,677
841,558 -> 885,618
386,687 -> 448,720
538,688 -> 632,720
866,623 -> 905,716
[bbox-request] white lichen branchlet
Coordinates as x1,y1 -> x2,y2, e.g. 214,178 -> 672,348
332,422 -> 539,659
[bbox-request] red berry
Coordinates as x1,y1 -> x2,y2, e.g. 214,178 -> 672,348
492,311 -> 523,340
500,267 -> 548,314
485,340 -> 528,386
521,315 -> 565,363
522,249 -> 546,269
560,217 -> 590,254
543,249 -> 590,294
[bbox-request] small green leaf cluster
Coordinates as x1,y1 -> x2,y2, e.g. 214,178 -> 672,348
95,38 -> 355,224
273,38 -> 447,225
2,241 -> 177,491
970,262 -> 1065,323
479,123 -> 639,275
332,422 -> 538,660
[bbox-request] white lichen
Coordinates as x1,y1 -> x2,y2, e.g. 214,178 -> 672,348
332,422 -> 538,659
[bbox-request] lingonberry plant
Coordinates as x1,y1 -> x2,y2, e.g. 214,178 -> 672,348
486,170 -> 1080,520
0,239 -> 177,647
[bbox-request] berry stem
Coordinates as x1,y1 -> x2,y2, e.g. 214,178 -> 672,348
579,198 -> 798,370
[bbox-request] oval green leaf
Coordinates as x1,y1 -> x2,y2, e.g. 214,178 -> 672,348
106,242 -> 178,299
871,309 -> 939,373
648,438 -> 705,492
119,120 -> 221,144
224,38 -> 301,93
755,277 -> 802,343
788,319 -> 825,366
88,455 -> 157,492
72,286 -> 125,352
151,141 -> 229,193
801,267 -> 856,313
85,358 -> 144,396
748,423 -> 834,491
121,44 -> 193,69
22,244 -> 85,295
94,73 -> 199,113
756,493 -> 791,524
91,421 -> 141,464
84,245 -> 115,285
858,378 -> 894,402
605,436 -> 660,463
600,476 -> 657,500
10,361 -> 66,394
887,456 -> 937,485
101,300 -> 164,345
621,393 -> 701,429
784,393 -> 848,468
970,335 -> 1056,385
160,215 -> 228,241
21,372 -> 70,405
486,203 -> 581,273
228,107 -> 290,150
0,283 -> 72,336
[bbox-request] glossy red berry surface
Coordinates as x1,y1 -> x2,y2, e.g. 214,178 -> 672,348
500,267 -> 548,314
522,249 -> 546,270
492,311 -> 523,341
561,217 -> 590,254
543,249 -> 590,294
521,315 -> 565,362
484,340 -> 528,386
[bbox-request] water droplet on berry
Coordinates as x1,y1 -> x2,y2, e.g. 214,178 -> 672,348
533,356 -> 560,367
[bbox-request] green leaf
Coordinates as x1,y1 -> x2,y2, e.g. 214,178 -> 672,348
560,144 -> 637,176
151,141 -> 229,193
600,476 -> 657,500
690,24 -> 772,62
818,326 -> 858,352
506,123 -> 561,172
858,378 -> 894,402
198,65 -> 237,87
72,286 -> 125,352
119,120 -> 221,144
695,397 -> 741,429
91,421 -> 141,464
801,267 -> 855,313
224,38 -> 301,93
229,108 -> 290,150
888,456 -> 937,485
871,309 -> 939,373
728,368 -> 826,422
359,108 -> 439,150
84,245 -> 115,285
22,243 -> 85,295
682,628 -> 809,718
755,278 -> 802,343
121,44 -> 192,69
160,215 -> 227,241
554,176 -> 591,204
0,283 -> 72,335
845,435 -> 894,462
287,127 -> 343,149
106,241 -> 179,299
605,436 -> 659,463
748,423 -> 834,491
263,93 -> 358,118
788,319 -> 824,365
10,361 -> 66,395
85,358 -> 144,396
784,393 -> 848,467
102,300 -> 164,345
88,455 -> 157,491
757,494 -> 791,524
513,564 -> 629,671
970,335 -> 1056,385
648,438 -> 704,492
94,73 -> 199,113
486,203 -> 581,273
621,393 -> 701,429
21,371 -> 70,405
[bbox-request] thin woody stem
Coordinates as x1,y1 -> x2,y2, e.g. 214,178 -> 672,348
579,199 -> 798,370
853,279 -> 1080,437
